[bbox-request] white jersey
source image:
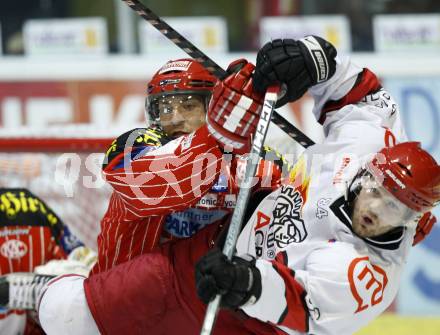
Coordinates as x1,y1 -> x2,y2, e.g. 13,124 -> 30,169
237,56 -> 415,335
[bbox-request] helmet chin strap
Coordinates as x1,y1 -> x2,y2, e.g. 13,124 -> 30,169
345,169 -> 367,204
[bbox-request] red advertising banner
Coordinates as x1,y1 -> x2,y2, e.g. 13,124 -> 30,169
0,80 -> 148,127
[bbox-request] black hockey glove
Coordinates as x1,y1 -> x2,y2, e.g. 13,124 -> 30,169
253,35 -> 337,107
195,248 -> 262,310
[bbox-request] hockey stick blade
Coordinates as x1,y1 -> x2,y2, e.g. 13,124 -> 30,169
121,0 -> 315,149
200,85 -> 280,335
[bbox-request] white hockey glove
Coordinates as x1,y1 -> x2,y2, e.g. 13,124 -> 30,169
34,246 -> 97,277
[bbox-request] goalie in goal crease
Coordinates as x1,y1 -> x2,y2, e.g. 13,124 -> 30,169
0,187 -> 93,334
0,35 -> 439,335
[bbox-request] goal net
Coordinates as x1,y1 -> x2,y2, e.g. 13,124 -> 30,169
0,123 -> 300,250
0,125 -> 139,249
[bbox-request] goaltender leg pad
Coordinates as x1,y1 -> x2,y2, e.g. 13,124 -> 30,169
39,274 -> 99,335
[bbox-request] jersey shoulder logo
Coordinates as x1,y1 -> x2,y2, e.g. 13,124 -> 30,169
103,127 -> 170,169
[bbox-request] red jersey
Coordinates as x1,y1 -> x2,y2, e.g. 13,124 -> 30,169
0,188 -> 69,274
91,125 -> 287,275
0,188 -> 78,334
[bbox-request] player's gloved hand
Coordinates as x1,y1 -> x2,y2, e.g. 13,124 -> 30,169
195,248 -> 261,309
413,212 -> 436,246
253,35 -> 337,107
206,59 -> 264,154
34,247 -> 97,277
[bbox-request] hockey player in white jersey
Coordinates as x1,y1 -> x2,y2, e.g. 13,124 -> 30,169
0,36 -> 438,335
195,36 -> 440,334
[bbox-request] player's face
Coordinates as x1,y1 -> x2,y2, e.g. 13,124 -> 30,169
352,180 -> 416,238
158,94 -> 206,138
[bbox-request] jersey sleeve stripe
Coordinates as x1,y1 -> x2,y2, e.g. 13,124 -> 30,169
271,262 -> 309,333
318,68 -> 382,124
275,250 -> 288,266
105,153 -> 221,189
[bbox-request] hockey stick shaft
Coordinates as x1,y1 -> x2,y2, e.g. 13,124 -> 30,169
200,85 -> 280,335
122,0 -> 315,149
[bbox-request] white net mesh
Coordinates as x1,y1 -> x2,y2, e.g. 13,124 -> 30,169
0,123 -> 298,250
0,124 -> 142,249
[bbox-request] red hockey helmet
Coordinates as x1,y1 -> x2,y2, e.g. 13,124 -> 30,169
368,142 -> 440,212
146,59 -> 217,124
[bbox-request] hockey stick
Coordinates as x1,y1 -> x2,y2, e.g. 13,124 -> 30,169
200,85 -> 280,335
121,0 -> 315,149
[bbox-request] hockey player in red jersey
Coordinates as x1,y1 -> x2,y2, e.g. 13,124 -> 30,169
90,58 -> 286,275
1,37 -> 438,335
0,188 -> 83,335
0,58 -> 288,334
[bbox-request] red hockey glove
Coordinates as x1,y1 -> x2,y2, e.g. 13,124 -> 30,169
413,211 -> 436,246
206,59 -> 264,155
